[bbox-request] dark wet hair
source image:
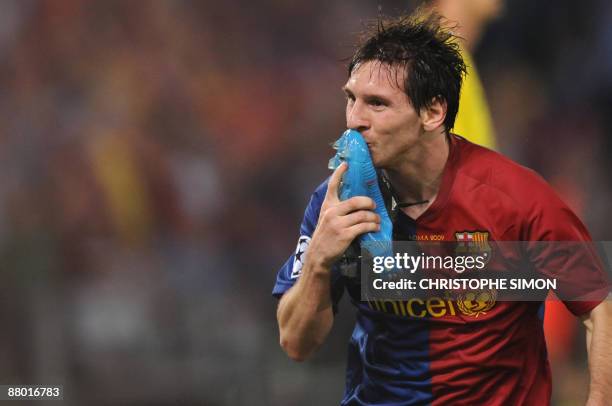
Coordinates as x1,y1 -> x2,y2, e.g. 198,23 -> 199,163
349,11 -> 466,132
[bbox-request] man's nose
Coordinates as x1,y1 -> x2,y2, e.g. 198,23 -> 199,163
346,101 -> 369,132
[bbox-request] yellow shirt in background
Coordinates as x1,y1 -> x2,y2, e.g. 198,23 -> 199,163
454,49 -> 497,150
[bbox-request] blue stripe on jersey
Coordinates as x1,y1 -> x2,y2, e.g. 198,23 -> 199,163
342,305 -> 432,405
274,180 -> 434,405
342,212 -> 432,405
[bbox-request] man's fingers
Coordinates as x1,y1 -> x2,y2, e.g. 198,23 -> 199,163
336,196 -> 376,215
346,222 -> 381,238
341,210 -> 381,227
326,162 -> 348,201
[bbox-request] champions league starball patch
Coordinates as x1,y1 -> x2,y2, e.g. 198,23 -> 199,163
291,236 -> 311,279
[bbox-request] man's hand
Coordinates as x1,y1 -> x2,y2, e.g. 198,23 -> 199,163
276,162 -> 380,362
308,162 -> 381,269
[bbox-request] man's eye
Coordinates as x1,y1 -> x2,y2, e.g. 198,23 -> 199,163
369,99 -> 385,107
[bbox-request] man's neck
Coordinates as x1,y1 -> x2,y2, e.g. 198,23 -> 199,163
383,132 -> 450,211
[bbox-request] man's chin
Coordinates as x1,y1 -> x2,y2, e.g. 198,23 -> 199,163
369,153 -> 381,167
371,156 -> 387,170
370,152 -> 393,170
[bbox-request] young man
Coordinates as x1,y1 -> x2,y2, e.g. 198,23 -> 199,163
273,12 -> 612,405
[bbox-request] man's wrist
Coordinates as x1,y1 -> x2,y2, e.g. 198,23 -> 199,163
304,258 -> 332,276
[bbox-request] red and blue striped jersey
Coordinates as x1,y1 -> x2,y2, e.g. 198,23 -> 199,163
273,134 -> 610,405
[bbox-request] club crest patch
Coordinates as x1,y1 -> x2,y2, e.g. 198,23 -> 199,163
455,230 -> 491,263
291,236 -> 311,279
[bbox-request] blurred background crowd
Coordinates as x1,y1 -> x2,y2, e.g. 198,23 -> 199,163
0,0 -> 611,404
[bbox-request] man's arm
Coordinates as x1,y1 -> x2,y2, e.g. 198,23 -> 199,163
582,299 -> 612,406
276,259 -> 334,362
277,163 -> 380,362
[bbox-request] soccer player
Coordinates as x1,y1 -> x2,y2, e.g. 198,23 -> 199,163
273,11 -> 612,405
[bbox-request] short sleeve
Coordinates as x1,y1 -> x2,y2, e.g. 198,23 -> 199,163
523,187 -> 611,316
272,180 -> 345,310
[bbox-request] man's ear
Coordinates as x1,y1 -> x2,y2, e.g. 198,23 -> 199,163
420,97 -> 447,132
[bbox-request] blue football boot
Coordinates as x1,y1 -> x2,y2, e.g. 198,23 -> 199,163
329,129 -> 393,259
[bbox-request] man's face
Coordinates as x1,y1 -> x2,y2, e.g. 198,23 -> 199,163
343,61 -> 423,170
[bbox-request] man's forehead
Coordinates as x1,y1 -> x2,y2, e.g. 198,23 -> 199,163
345,61 -> 407,93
